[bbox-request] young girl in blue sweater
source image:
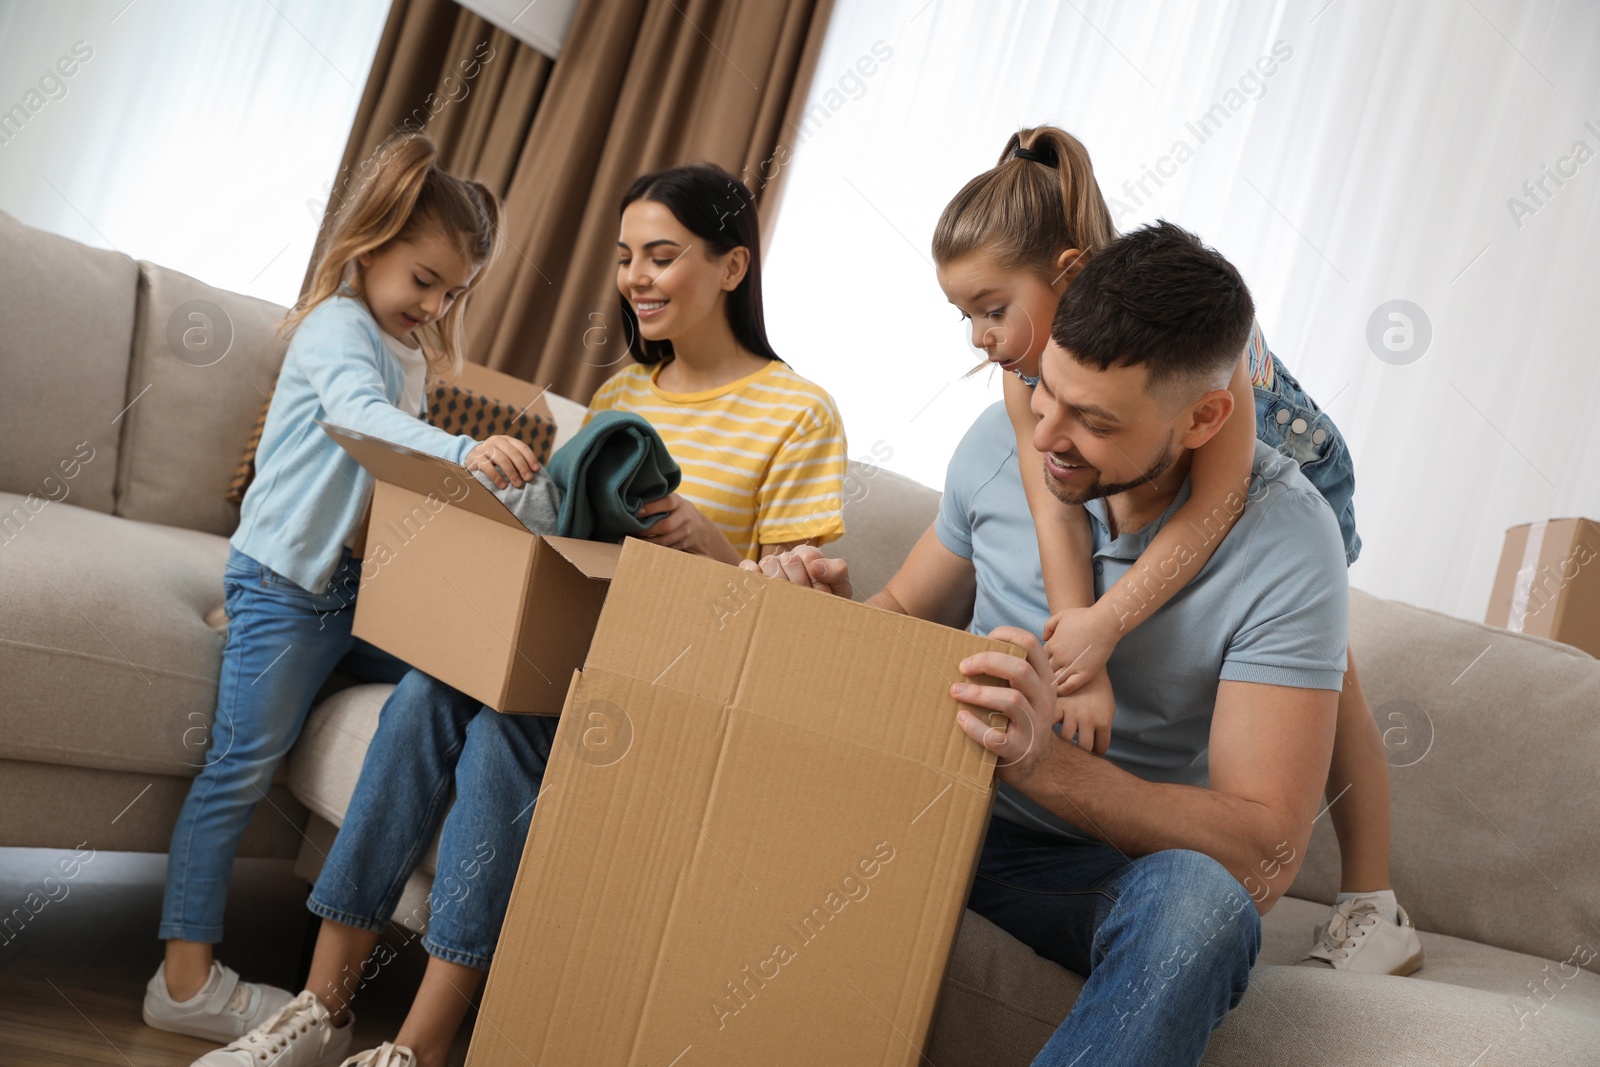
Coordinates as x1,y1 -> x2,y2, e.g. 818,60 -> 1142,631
144,132 -> 539,1043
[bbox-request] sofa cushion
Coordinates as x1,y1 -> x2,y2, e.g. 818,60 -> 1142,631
288,683 -> 441,914
925,897 -> 1600,1066
0,758 -> 307,859
288,682 -> 431,871
0,209 -> 136,517
114,260 -> 289,536
0,491 -> 229,776
1293,589 -> 1600,966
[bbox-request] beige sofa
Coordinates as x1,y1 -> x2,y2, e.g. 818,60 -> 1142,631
3,209 -> 1597,1064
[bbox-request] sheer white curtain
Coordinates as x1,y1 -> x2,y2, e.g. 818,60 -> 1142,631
0,0 -> 390,307
763,0 -> 1600,621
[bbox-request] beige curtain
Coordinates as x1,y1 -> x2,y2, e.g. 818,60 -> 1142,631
307,0 -> 835,403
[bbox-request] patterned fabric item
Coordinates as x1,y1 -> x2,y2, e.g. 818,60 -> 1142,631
427,382 -> 556,464
1246,318 -> 1276,390
224,390 -> 275,505
224,380 -> 555,505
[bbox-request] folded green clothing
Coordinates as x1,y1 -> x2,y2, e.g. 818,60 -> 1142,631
547,410 -> 682,541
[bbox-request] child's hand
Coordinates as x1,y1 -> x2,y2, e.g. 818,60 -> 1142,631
1057,670 -> 1115,756
1043,605 -> 1118,695
466,435 -> 541,489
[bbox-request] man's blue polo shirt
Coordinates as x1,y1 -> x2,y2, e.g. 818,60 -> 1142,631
935,402 -> 1349,840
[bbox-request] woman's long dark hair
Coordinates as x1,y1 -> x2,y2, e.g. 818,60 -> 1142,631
619,163 -> 780,366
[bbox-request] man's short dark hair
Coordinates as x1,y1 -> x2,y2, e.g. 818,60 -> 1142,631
1051,220 -> 1255,398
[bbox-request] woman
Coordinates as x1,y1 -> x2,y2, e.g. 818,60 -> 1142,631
191,163 -> 848,1067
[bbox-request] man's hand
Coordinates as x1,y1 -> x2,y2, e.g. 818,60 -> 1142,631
1058,669 -> 1116,756
465,435 -> 541,489
951,627 -> 1062,783
1043,605 -> 1119,695
739,545 -> 854,599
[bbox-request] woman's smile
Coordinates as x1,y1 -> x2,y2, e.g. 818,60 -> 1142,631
633,298 -> 670,321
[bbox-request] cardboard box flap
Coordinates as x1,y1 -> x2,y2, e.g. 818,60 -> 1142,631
587,540 -> 765,705
737,586 -> 1006,789
587,540 -> 1013,789
470,665 -> 995,1065
541,535 -> 622,580
320,421 -> 527,531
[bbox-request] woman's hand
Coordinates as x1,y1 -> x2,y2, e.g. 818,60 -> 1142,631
740,545 -> 854,599
465,435 -> 540,489
637,493 -> 725,557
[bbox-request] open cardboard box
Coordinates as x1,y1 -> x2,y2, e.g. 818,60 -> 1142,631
322,417 -> 619,715
468,538 -> 1022,1066
346,360 -> 558,558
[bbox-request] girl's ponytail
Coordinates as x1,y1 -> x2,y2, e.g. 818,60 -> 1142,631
933,124 -> 1115,280
284,132 -> 505,380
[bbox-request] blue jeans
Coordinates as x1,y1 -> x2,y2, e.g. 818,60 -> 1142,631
967,816 -> 1260,1067
306,670 -> 558,970
161,547 -> 410,942
1255,354 -> 1361,565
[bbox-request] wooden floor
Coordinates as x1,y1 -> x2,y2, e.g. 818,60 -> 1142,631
0,848 -> 476,1066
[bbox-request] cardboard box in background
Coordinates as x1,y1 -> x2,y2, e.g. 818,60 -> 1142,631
323,422 -> 619,715
468,539 -> 1021,1067
1486,517 -> 1600,658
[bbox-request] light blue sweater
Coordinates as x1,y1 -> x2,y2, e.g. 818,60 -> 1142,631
231,291 -> 477,593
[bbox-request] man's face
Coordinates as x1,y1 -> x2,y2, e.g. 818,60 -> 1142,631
1028,340 -> 1189,506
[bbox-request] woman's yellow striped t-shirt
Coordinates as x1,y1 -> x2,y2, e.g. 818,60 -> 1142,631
584,360 -> 847,560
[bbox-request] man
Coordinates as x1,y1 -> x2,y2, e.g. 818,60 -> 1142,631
748,221 -> 1348,1065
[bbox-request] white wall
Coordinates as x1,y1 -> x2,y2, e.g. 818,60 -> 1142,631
762,0 -> 1600,622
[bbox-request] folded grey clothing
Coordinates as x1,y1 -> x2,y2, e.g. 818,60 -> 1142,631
473,467 -> 561,535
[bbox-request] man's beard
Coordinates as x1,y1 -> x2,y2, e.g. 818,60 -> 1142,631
1042,431 -> 1178,506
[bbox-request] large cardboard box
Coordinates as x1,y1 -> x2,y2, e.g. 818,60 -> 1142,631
1485,517 -> 1600,657
469,538 -> 1020,1066
323,422 -> 619,715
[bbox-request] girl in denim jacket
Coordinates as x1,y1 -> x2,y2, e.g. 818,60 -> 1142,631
935,125 -> 1417,976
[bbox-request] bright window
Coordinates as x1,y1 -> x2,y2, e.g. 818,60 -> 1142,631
0,0 -> 390,307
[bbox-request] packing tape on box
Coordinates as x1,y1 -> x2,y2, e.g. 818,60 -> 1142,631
1507,520 -> 1548,632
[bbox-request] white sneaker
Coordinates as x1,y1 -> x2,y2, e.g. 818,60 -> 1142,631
143,961 -> 295,1041
191,990 -> 354,1067
1298,897 -> 1424,975
340,1043 -> 417,1067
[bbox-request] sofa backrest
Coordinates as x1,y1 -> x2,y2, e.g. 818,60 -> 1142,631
114,260 -> 290,536
0,209 -> 137,520
1296,589 -> 1599,966
830,461 -> 943,601
0,210 -> 290,539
